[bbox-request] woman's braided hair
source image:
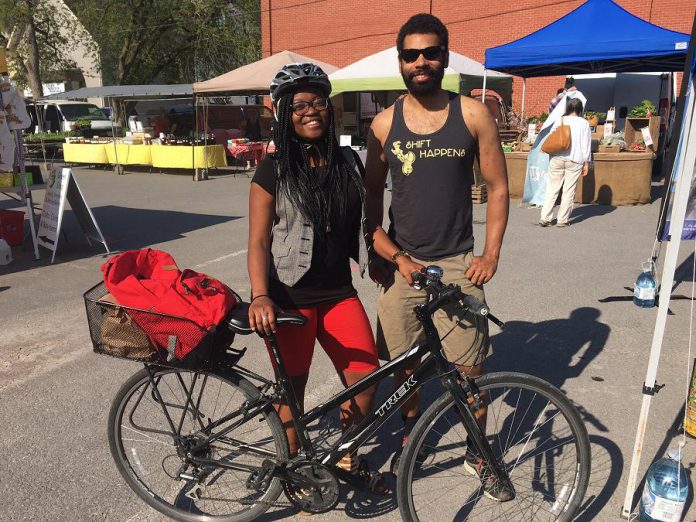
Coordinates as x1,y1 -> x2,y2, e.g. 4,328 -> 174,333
271,92 -> 364,241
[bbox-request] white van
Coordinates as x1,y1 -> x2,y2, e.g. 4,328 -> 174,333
26,100 -> 117,134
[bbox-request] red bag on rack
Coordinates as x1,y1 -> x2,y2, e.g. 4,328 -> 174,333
101,249 -> 238,360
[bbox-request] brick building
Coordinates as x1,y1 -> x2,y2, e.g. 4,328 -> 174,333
260,0 -> 695,116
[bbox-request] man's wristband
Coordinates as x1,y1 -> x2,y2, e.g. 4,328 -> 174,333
391,250 -> 409,262
251,294 -> 269,302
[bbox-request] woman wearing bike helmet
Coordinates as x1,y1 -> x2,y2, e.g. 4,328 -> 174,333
247,63 -> 384,490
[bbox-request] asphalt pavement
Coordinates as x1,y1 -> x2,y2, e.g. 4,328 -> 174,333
1,165 -> 694,521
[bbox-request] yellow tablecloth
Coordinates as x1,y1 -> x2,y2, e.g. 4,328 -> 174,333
150,145 -> 227,169
63,143 -> 110,164
62,143 -> 227,169
105,144 -> 152,165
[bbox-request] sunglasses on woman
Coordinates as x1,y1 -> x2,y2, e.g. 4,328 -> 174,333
399,46 -> 446,64
291,97 -> 329,115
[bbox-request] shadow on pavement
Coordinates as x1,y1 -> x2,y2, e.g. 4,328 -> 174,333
488,307 -> 618,518
487,307 -> 610,387
570,204 -> 616,225
92,205 -> 241,251
0,205 -> 240,275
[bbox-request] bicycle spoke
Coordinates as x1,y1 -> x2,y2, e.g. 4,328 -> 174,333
111,368 -> 286,519
401,375 -> 589,522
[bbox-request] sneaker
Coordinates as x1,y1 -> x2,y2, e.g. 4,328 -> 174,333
538,220 -> 552,227
463,457 -> 515,502
556,222 -> 569,228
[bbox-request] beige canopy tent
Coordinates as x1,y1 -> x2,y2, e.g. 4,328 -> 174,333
193,50 -> 338,94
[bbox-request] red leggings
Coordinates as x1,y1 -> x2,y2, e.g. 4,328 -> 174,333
266,296 -> 379,377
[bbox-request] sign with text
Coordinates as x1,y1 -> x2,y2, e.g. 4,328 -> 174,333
37,168 -> 109,263
604,122 -> 614,139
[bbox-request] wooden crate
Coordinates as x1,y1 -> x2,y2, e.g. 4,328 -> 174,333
472,183 -> 487,204
624,116 -> 660,152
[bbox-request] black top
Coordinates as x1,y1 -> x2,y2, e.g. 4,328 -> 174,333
252,156 -> 362,309
384,93 -> 476,260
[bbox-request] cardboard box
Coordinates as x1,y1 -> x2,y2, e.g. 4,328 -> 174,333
598,144 -> 621,153
624,116 -> 660,152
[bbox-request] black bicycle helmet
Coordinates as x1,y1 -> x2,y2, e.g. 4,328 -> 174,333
269,62 -> 332,106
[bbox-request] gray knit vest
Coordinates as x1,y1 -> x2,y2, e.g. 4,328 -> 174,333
269,147 -> 369,287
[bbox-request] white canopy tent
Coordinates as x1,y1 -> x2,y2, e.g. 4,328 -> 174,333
193,50 -> 338,94
328,46 -> 512,104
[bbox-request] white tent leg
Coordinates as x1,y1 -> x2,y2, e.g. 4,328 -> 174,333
621,79 -> 696,519
482,69 -> 487,102
521,78 -> 527,120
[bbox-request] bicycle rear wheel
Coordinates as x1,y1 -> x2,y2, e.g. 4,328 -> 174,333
397,371 -> 590,522
108,366 -> 288,522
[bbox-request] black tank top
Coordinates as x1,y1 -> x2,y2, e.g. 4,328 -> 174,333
384,93 -> 476,260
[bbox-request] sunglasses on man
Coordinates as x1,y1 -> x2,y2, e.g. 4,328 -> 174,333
399,46 -> 446,63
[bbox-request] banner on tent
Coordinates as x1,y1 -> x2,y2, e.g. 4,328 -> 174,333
523,91 -> 587,206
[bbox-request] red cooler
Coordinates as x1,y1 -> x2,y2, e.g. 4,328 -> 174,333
0,210 -> 25,246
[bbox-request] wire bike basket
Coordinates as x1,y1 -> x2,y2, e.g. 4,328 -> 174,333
83,281 -> 235,370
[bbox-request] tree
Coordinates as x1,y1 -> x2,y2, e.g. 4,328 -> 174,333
0,0 -> 94,96
66,0 -> 260,86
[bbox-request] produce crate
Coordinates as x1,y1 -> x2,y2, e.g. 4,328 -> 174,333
519,142 -> 532,152
624,116 -> 660,152
472,184 -> 488,204
598,144 -> 621,153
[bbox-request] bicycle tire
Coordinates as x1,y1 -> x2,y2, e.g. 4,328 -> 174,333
397,371 -> 590,522
108,366 -> 289,521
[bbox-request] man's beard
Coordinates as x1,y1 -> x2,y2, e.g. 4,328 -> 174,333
402,64 -> 445,95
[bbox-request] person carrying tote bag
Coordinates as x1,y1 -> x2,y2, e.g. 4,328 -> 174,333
539,98 -> 592,227
541,116 -> 571,154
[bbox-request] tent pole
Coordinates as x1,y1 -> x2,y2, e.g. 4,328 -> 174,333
620,79 -> 696,518
521,78 -> 527,120
482,69 -> 487,102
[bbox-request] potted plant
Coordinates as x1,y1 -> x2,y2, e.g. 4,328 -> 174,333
628,100 -> 656,118
585,111 -> 599,126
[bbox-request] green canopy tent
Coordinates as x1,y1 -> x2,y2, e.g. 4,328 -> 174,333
329,46 -> 512,104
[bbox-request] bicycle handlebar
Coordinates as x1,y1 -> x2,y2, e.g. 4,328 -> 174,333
411,267 -> 505,328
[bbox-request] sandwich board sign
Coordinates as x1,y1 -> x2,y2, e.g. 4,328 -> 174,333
37,167 -> 109,263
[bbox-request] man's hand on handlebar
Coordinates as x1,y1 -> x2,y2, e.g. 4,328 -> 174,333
396,255 -> 425,286
248,296 -> 278,336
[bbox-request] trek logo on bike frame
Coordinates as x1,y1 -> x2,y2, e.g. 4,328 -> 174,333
376,375 -> 417,417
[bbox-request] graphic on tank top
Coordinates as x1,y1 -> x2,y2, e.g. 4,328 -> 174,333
390,138 -> 468,176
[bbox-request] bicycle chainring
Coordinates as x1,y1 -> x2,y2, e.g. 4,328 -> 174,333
283,461 -> 339,514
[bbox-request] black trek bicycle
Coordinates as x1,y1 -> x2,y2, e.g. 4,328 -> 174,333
95,265 -> 590,521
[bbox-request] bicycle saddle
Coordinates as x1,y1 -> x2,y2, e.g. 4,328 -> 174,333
226,302 -> 307,335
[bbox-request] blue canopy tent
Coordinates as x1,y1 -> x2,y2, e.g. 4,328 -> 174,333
483,0 -> 690,115
485,0 -> 689,77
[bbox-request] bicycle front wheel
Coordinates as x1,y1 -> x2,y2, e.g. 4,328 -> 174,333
397,371 -> 590,522
108,366 -> 288,522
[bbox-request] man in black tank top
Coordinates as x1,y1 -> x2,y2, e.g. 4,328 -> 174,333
365,14 -> 509,479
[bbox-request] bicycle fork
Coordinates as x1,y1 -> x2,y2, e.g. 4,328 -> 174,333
445,372 -> 516,499
417,304 -> 515,500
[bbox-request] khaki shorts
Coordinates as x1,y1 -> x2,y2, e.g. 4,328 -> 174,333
376,251 -> 490,367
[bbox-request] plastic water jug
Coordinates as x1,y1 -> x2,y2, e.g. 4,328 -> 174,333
0,238 -> 11,265
639,448 -> 688,521
634,262 -> 657,308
